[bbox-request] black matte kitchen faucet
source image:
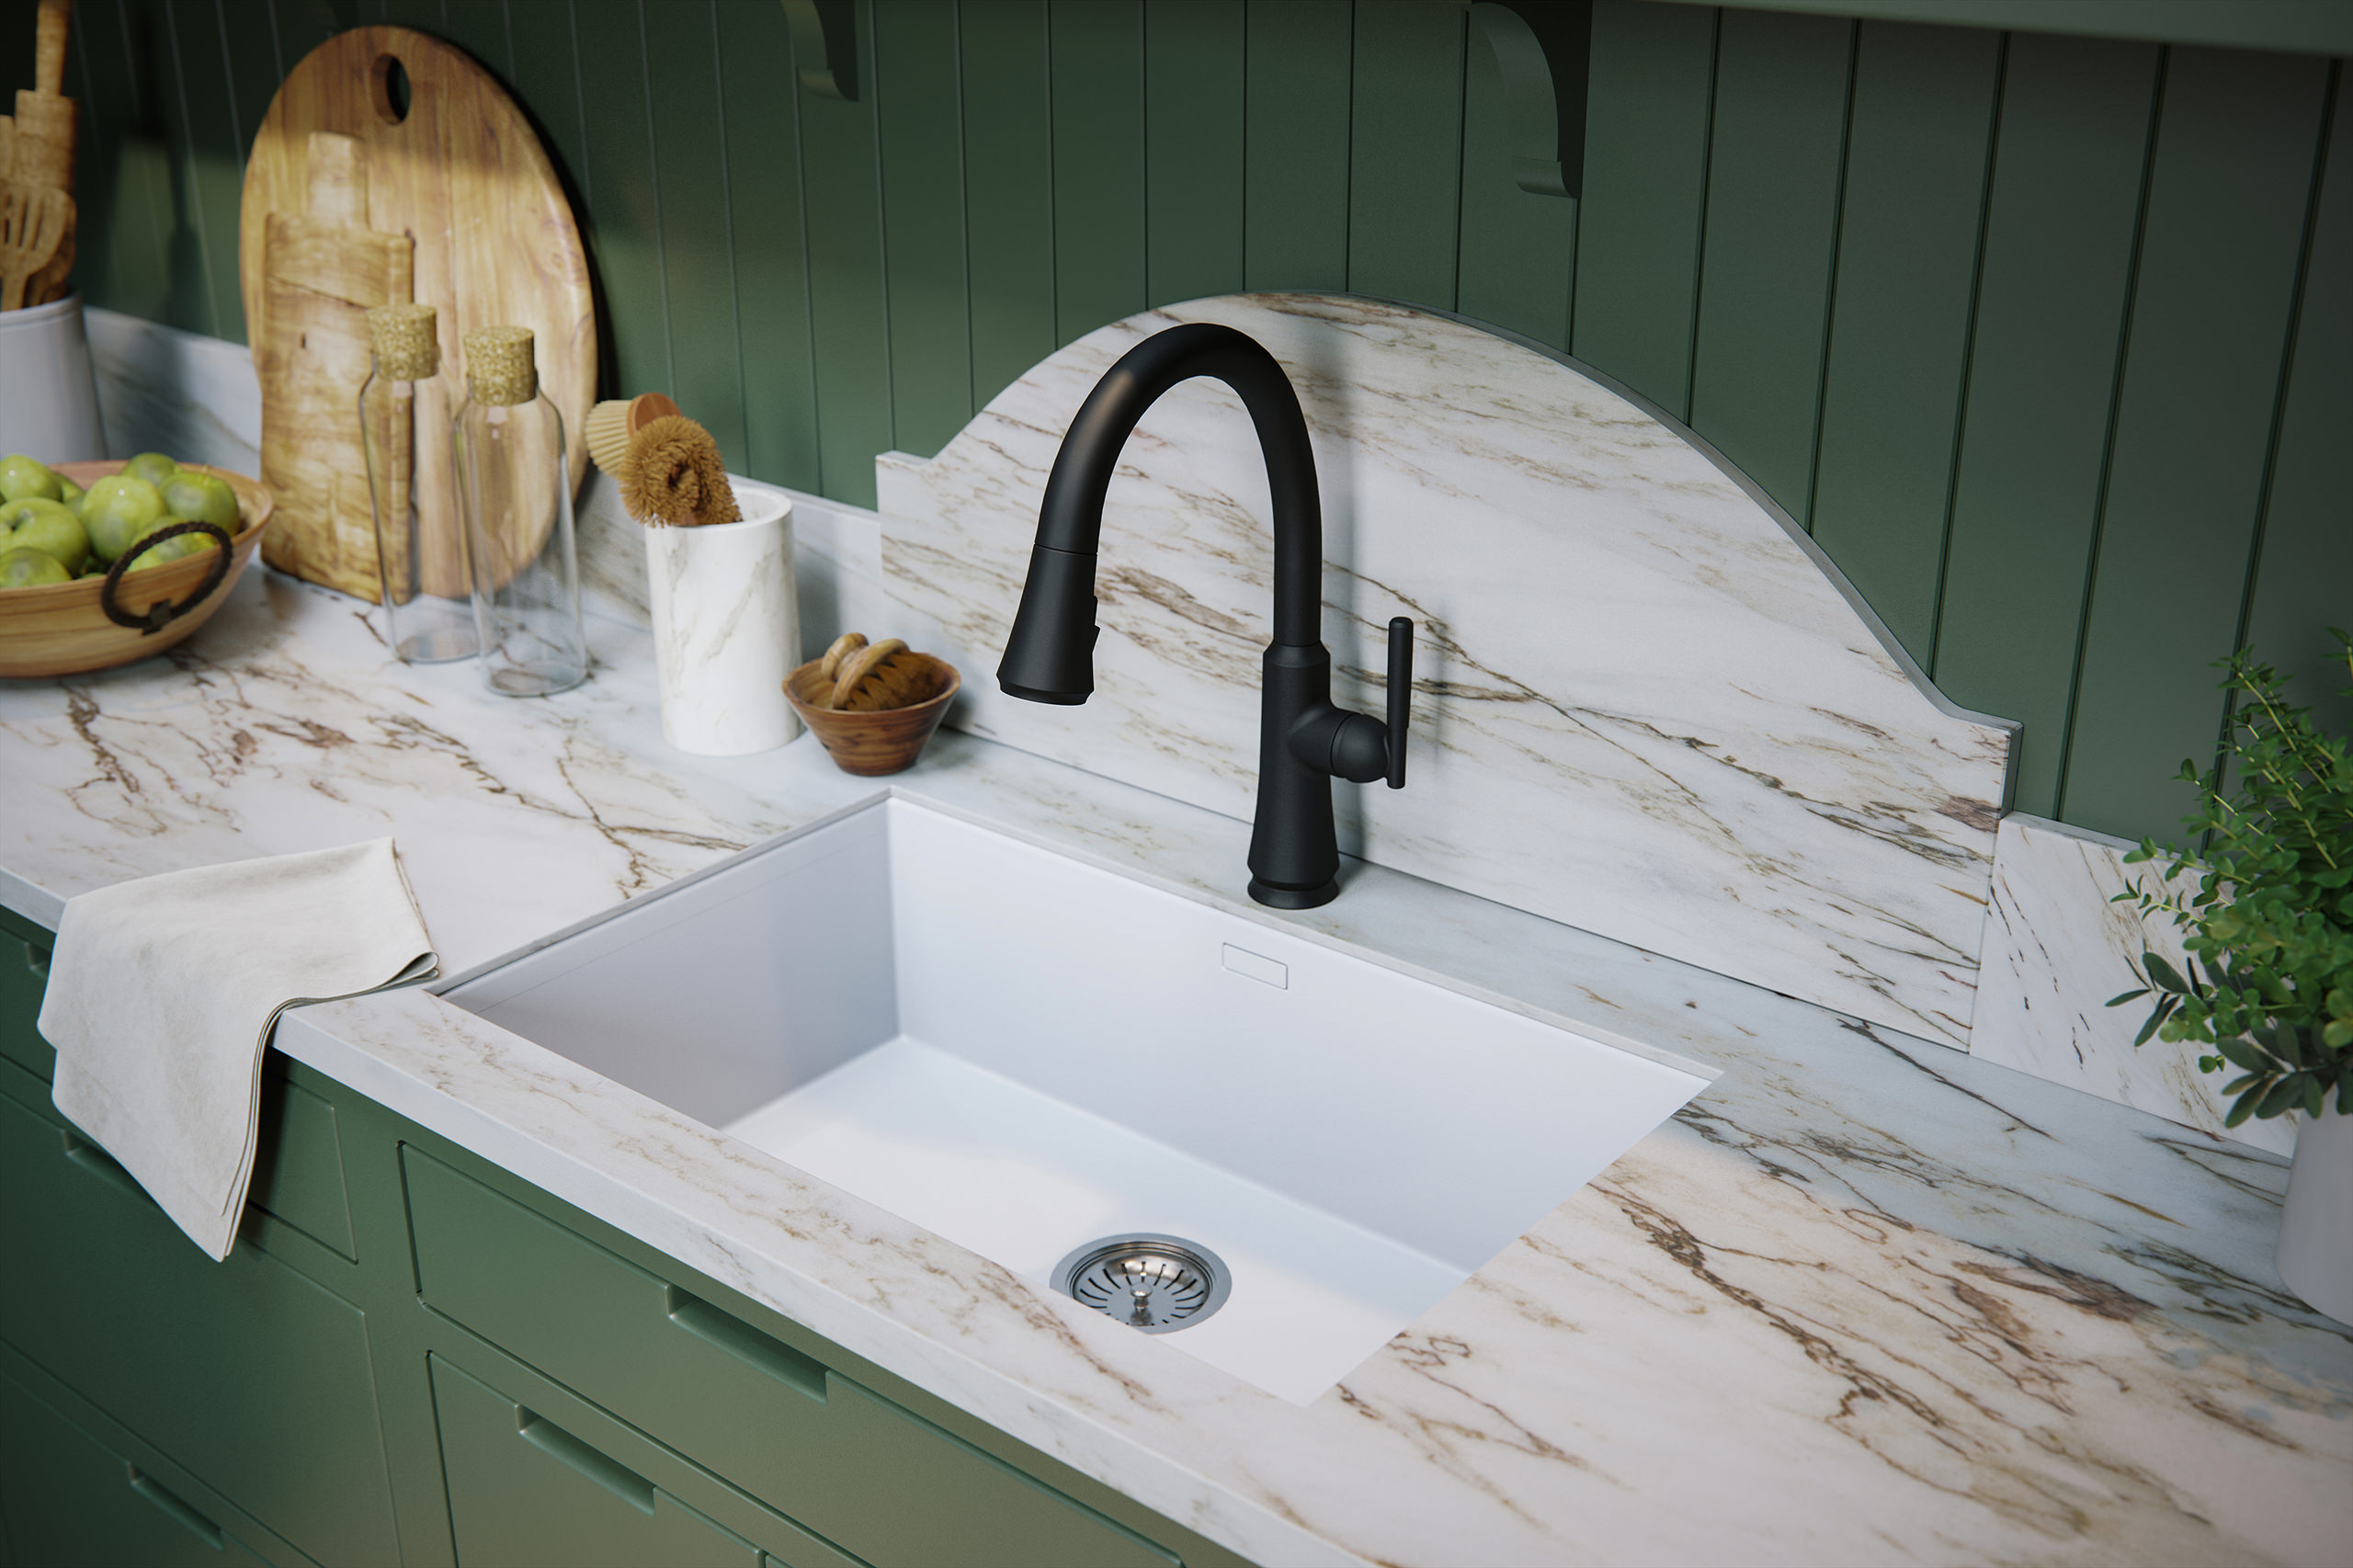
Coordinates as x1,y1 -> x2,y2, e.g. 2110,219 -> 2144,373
997,322 -> 1414,910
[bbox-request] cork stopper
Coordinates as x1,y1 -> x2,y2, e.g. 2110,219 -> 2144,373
463,326 -> 540,406
367,303 -> 439,381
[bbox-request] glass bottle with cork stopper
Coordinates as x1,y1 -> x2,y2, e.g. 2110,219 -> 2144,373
360,302 -> 475,663
454,325 -> 586,697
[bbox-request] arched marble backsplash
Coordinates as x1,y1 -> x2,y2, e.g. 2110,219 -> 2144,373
879,294 -> 2017,1050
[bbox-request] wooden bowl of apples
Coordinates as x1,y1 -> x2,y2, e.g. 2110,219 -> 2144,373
0,457 -> 274,679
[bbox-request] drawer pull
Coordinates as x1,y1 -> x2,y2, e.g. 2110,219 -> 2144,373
61,1129 -> 154,1206
518,1410 -> 657,1515
127,1466 -> 225,1550
665,1287 -> 828,1403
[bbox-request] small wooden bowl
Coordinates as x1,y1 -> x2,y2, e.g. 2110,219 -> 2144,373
0,460 -> 274,679
784,652 -> 961,776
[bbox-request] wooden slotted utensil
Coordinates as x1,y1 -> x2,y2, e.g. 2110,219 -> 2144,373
0,183 -> 69,309
5,0 -> 80,305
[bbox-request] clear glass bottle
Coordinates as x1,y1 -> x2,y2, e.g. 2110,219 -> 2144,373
454,325 -> 586,697
360,303 -> 475,662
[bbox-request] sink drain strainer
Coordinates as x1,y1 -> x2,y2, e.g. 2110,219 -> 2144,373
1052,1233 -> 1231,1334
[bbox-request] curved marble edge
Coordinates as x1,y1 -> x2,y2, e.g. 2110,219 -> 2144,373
876,292 -> 2011,1052
3,560 -> 2346,1566
1398,296 -> 2019,760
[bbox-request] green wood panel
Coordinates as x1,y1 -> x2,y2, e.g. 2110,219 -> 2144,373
1240,0 -> 1349,291
876,0 -> 972,458
716,0 -> 821,490
1930,33 -> 2156,819
155,0 -> 248,340
797,0 -> 892,506
271,0 -> 365,74
215,0 -> 286,152
960,0 -> 1058,408
1144,0 -> 1245,307
1687,6 -> 1853,521
1049,0 -> 1146,344
1456,4 -> 1576,350
1805,20 -> 1999,663
1346,0 -> 1466,307
2244,74 -> 2352,737
503,1 -> 592,214
424,0 -> 514,81
572,0 -> 671,399
647,6 -> 750,467
1571,0 -> 1717,416
431,1358 -> 762,1568
2062,47 -> 2330,841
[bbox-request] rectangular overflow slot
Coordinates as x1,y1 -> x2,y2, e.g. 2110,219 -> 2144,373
1221,944 -> 1288,990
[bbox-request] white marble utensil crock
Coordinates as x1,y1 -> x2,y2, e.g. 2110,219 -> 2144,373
644,480 -> 801,756
0,292 -> 107,460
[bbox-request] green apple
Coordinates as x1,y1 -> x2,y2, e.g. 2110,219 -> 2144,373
0,497 -> 89,573
121,451 -> 181,491
83,476 -> 167,562
132,526 -> 227,570
0,455 -> 63,504
161,471 -> 240,535
0,547 -> 72,588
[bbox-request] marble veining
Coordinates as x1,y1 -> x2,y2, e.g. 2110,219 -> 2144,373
878,293 -> 2014,1050
1974,813 -> 2296,1158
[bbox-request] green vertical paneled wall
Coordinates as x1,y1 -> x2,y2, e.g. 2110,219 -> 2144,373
5,0 -> 2343,845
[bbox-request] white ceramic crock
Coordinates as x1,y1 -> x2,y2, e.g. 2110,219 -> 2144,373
643,482 -> 801,756
2279,1105 -> 2353,1324
0,292 -> 106,460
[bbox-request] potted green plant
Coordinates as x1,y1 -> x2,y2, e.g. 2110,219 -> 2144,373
2109,631 -> 2352,1323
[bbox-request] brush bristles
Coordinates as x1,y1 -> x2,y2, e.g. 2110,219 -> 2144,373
617,415 -> 741,526
585,400 -> 634,475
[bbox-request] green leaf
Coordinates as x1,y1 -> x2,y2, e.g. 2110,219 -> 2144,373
2215,1037 -> 2269,1074
2306,1077 -> 2325,1119
2225,1085 -> 2267,1128
2106,988 -> 2151,1008
2144,953 -> 2193,994
2256,1075 -> 2304,1121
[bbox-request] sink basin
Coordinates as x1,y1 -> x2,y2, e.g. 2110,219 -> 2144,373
446,799 -> 1711,1403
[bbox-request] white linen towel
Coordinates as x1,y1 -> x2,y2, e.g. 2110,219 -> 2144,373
40,838 -> 437,1259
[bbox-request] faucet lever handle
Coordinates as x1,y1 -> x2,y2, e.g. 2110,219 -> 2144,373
1385,617 -> 1413,790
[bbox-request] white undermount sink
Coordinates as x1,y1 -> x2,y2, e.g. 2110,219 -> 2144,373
446,799 -> 1712,1403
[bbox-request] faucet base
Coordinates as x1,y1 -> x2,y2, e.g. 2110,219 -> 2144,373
1248,876 -> 1339,911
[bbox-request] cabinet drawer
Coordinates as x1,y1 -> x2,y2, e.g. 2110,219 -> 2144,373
405,1148 -> 1180,1568
432,1355 -> 767,1568
0,1367 -> 283,1567
0,1088 -> 398,1568
0,914 -> 353,1261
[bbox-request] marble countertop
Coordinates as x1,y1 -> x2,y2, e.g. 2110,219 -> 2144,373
4,567 -> 2348,1567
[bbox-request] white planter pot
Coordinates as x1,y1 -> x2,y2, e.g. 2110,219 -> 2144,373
0,292 -> 106,460
644,483 -> 801,756
2278,1107 -> 2353,1324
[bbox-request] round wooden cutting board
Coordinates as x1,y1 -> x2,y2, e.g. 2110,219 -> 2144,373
238,27 -> 595,594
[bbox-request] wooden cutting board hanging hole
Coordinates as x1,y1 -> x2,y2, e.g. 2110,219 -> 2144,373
239,26 -> 595,601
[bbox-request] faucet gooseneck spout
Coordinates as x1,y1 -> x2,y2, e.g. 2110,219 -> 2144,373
997,323 -> 1413,910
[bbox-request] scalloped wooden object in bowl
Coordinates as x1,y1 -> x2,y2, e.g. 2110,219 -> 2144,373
0,460 -> 274,678
784,653 -> 961,776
